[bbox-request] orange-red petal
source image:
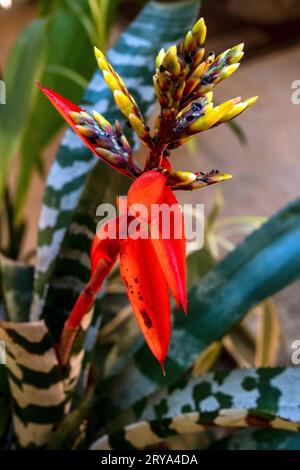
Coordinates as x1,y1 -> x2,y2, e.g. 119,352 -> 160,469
120,234 -> 171,366
127,170 -> 167,222
67,217 -> 124,330
91,216 -> 126,273
151,187 -> 187,313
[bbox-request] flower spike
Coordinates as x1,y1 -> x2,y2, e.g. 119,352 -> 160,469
95,47 -> 152,150
39,16 -> 257,371
166,169 -> 233,191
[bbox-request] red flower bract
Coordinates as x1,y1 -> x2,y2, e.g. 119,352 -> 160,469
60,171 -> 186,372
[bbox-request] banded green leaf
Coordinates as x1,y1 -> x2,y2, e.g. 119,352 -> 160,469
209,428 -> 300,450
91,367 -> 300,450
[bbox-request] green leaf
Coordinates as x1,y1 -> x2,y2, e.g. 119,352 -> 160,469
104,197 -> 300,413
91,368 -> 300,449
47,387 -> 94,449
255,299 -> 281,367
88,0 -> 118,50
223,323 -> 256,368
191,341 -> 222,377
0,255 -> 33,322
209,428 -> 300,450
0,18 -> 48,203
45,65 -> 89,89
186,247 -> 215,287
38,0 -> 64,16
30,0 -> 201,330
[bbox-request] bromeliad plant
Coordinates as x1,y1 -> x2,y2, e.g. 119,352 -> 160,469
38,17 -> 257,370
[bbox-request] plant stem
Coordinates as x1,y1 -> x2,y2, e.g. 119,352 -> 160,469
145,108 -> 177,170
58,258 -> 113,365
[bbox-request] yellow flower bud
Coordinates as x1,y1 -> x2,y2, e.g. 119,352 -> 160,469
103,70 -> 122,94
95,148 -> 120,165
155,48 -> 166,69
183,30 -> 193,51
219,96 -> 258,123
93,111 -> 112,129
218,63 -> 240,82
114,90 -> 134,117
75,125 -> 95,139
190,99 -> 235,132
69,111 -> 82,124
191,17 -> 207,44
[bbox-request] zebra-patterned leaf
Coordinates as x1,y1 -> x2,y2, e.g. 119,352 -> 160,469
0,310 -> 93,448
30,0 -> 201,332
209,428 -> 300,450
91,367 -> 300,450
102,197 -> 300,414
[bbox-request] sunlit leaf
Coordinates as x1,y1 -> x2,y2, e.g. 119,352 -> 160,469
255,299 -> 281,367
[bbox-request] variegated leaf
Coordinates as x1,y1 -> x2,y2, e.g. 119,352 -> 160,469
209,428 -> 300,450
91,368 -> 300,449
0,310 -> 93,448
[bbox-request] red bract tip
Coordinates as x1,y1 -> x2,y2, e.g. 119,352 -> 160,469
37,83 -> 83,128
160,361 -> 166,376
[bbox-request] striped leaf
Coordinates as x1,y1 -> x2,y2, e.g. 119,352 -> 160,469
30,0 -> 201,338
0,309 -> 93,448
101,197 -> 300,414
91,367 -> 300,449
209,428 -> 300,450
